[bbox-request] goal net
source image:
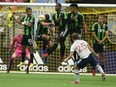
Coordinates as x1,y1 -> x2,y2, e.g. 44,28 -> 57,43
0,3 -> 116,74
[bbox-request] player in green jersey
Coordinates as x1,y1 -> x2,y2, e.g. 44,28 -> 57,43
15,7 -> 35,73
91,15 -> 108,70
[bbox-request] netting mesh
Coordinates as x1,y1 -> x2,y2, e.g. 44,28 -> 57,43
0,4 -> 116,73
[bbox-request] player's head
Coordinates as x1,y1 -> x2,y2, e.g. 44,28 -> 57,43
26,7 -> 32,16
70,3 -> 78,13
55,3 -> 62,12
98,15 -> 104,24
18,28 -> 23,36
72,33 -> 78,41
45,14 -> 50,20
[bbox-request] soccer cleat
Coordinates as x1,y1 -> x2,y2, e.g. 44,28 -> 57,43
102,73 -> 106,81
29,63 -> 34,69
17,62 -> 25,67
42,53 -> 49,57
71,81 -> 80,84
7,66 -> 11,74
91,70 -> 96,76
7,69 -> 10,74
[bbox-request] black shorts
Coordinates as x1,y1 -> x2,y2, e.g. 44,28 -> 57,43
77,54 -> 97,68
22,34 -> 33,46
93,43 -> 104,53
36,34 -> 50,42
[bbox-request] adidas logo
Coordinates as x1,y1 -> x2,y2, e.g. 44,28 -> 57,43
58,57 -> 87,73
19,50 -> 48,72
0,57 -> 7,71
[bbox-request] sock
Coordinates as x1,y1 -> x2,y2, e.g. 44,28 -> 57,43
10,57 -> 14,66
27,59 -> 31,67
22,51 -> 25,62
74,69 -> 80,82
43,57 -> 47,64
30,54 -> 33,63
96,64 -> 104,74
42,49 -> 46,54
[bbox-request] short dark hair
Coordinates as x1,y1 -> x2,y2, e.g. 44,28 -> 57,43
70,3 -> 78,8
26,7 -> 32,11
72,33 -> 78,40
56,3 -> 62,7
45,14 -> 50,20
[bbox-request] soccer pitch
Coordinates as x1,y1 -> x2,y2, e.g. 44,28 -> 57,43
0,72 -> 116,87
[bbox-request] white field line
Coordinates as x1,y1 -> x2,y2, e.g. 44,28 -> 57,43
0,71 -> 116,76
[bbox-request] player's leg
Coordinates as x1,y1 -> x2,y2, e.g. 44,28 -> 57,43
89,54 -> 105,81
96,64 -> 105,81
17,35 -> 27,67
7,53 -> 17,73
42,41 -> 47,54
42,36 -> 60,57
72,65 -> 80,84
100,52 -> 105,70
59,29 -> 69,62
27,35 -> 34,68
25,50 -> 31,74
42,41 -> 47,63
43,38 -> 53,63
17,45 -> 26,67
72,59 -> 87,84
42,34 -> 49,54
99,44 -> 105,70
91,66 -> 96,76
91,43 -> 99,76
28,46 -> 34,68
59,37 -> 65,62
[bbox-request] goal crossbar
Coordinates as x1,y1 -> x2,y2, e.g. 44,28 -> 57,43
0,3 -> 116,7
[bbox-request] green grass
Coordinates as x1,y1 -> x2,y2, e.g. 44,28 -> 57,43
0,73 -> 116,87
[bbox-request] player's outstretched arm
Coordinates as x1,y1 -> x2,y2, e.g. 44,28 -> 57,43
64,52 -> 73,62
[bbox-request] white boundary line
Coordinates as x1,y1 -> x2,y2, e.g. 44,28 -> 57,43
0,71 -> 116,76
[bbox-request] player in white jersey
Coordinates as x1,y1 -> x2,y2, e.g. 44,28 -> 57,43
64,33 -> 105,84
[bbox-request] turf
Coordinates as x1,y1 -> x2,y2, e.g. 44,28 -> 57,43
0,73 -> 115,87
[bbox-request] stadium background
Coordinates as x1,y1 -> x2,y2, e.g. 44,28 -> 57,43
0,4 -> 116,74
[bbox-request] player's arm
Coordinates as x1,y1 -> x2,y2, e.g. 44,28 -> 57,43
91,24 -> 100,42
88,44 -> 99,58
41,21 -> 52,26
101,30 -> 108,43
92,32 -> 99,42
10,36 -> 16,50
64,52 -> 74,62
25,17 -> 35,27
101,26 -> 108,43
14,17 -> 22,24
15,16 -> 25,25
64,44 -> 75,62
